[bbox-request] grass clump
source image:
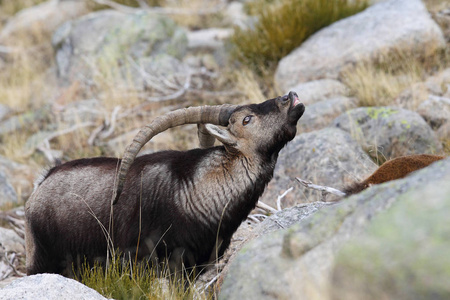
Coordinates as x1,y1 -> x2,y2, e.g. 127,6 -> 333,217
0,0 -> 47,22
342,49 -> 450,108
230,0 -> 368,77
77,254 -> 207,300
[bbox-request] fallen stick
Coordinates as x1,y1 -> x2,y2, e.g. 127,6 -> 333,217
256,201 -> 278,214
295,177 -> 346,201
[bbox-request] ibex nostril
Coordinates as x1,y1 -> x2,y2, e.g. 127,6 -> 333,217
288,91 -> 298,101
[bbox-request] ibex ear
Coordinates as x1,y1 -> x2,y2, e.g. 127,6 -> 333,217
205,124 -> 237,146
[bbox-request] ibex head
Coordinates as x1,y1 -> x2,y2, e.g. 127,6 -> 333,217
205,91 -> 304,157
113,91 -> 304,203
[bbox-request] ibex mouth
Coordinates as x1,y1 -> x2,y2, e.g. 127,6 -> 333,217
287,91 -> 305,124
288,91 -> 301,108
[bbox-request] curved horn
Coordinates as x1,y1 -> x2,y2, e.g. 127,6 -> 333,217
197,123 -> 216,148
112,104 -> 239,204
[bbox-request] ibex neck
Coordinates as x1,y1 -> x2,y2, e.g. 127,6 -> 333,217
189,147 -> 276,232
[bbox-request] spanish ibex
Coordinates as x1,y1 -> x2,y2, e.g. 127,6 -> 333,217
25,92 -> 305,276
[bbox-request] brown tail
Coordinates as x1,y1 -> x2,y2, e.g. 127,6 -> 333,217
343,181 -> 369,196
344,154 -> 445,196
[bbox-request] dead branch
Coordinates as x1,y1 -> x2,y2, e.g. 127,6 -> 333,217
295,177 -> 346,202
126,56 -> 192,102
144,71 -> 191,102
88,106 -> 121,146
202,272 -> 221,291
277,187 -> 293,211
37,140 -> 62,165
31,122 -> 95,161
4,252 -> 26,277
256,201 -> 278,214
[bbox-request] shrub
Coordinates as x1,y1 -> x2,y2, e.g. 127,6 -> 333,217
230,0 -> 368,76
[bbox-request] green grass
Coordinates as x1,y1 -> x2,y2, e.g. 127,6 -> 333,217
229,0 -> 368,77
77,253 -> 209,300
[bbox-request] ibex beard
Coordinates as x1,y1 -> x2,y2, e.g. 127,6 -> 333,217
25,92 -> 305,277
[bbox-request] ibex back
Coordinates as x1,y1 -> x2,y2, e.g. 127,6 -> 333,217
25,92 -> 305,276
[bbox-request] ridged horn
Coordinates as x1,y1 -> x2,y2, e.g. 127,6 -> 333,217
112,104 -> 239,204
197,124 -> 216,148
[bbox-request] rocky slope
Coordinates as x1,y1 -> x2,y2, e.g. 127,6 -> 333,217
0,0 -> 449,298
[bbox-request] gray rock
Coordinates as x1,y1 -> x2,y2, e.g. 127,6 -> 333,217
395,68 -> 450,109
417,95 -> 450,129
437,121 -> 450,141
224,1 -> 253,29
0,171 -> 18,206
0,105 -> 11,122
209,202 -> 329,288
187,28 -> 233,50
220,158 -> 450,300
394,82 -> 430,110
60,99 -> 103,126
0,227 -> 25,283
0,156 -> 36,202
127,54 -> 189,93
331,162 -> 450,300
275,0 -> 445,91
260,128 -> 377,207
0,107 -> 52,136
53,10 -> 188,85
0,227 -> 24,254
0,0 -> 88,44
298,97 -> 357,132
332,107 -> 443,162
288,79 -> 349,105
255,202 -> 329,236
0,274 -> 109,300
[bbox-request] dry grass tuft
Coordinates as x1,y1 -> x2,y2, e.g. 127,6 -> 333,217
0,0 -> 47,25
342,49 -> 450,107
230,68 -> 266,102
230,0 -> 368,76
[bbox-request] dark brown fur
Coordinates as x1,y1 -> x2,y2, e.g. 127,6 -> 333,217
344,154 -> 445,195
25,94 -> 305,277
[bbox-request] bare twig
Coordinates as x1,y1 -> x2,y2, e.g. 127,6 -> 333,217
202,272 -> 221,292
276,187 -> 293,211
45,122 -> 96,142
37,140 -> 59,165
31,122 -> 95,160
295,177 -> 346,202
126,56 -> 191,102
88,106 -> 121,146
4,253 -> 26,277
144,71 -> 191,102
256,201 -> 278,214
87,125 -> 105,146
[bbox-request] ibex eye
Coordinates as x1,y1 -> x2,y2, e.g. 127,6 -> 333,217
243,116 -> 252,126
